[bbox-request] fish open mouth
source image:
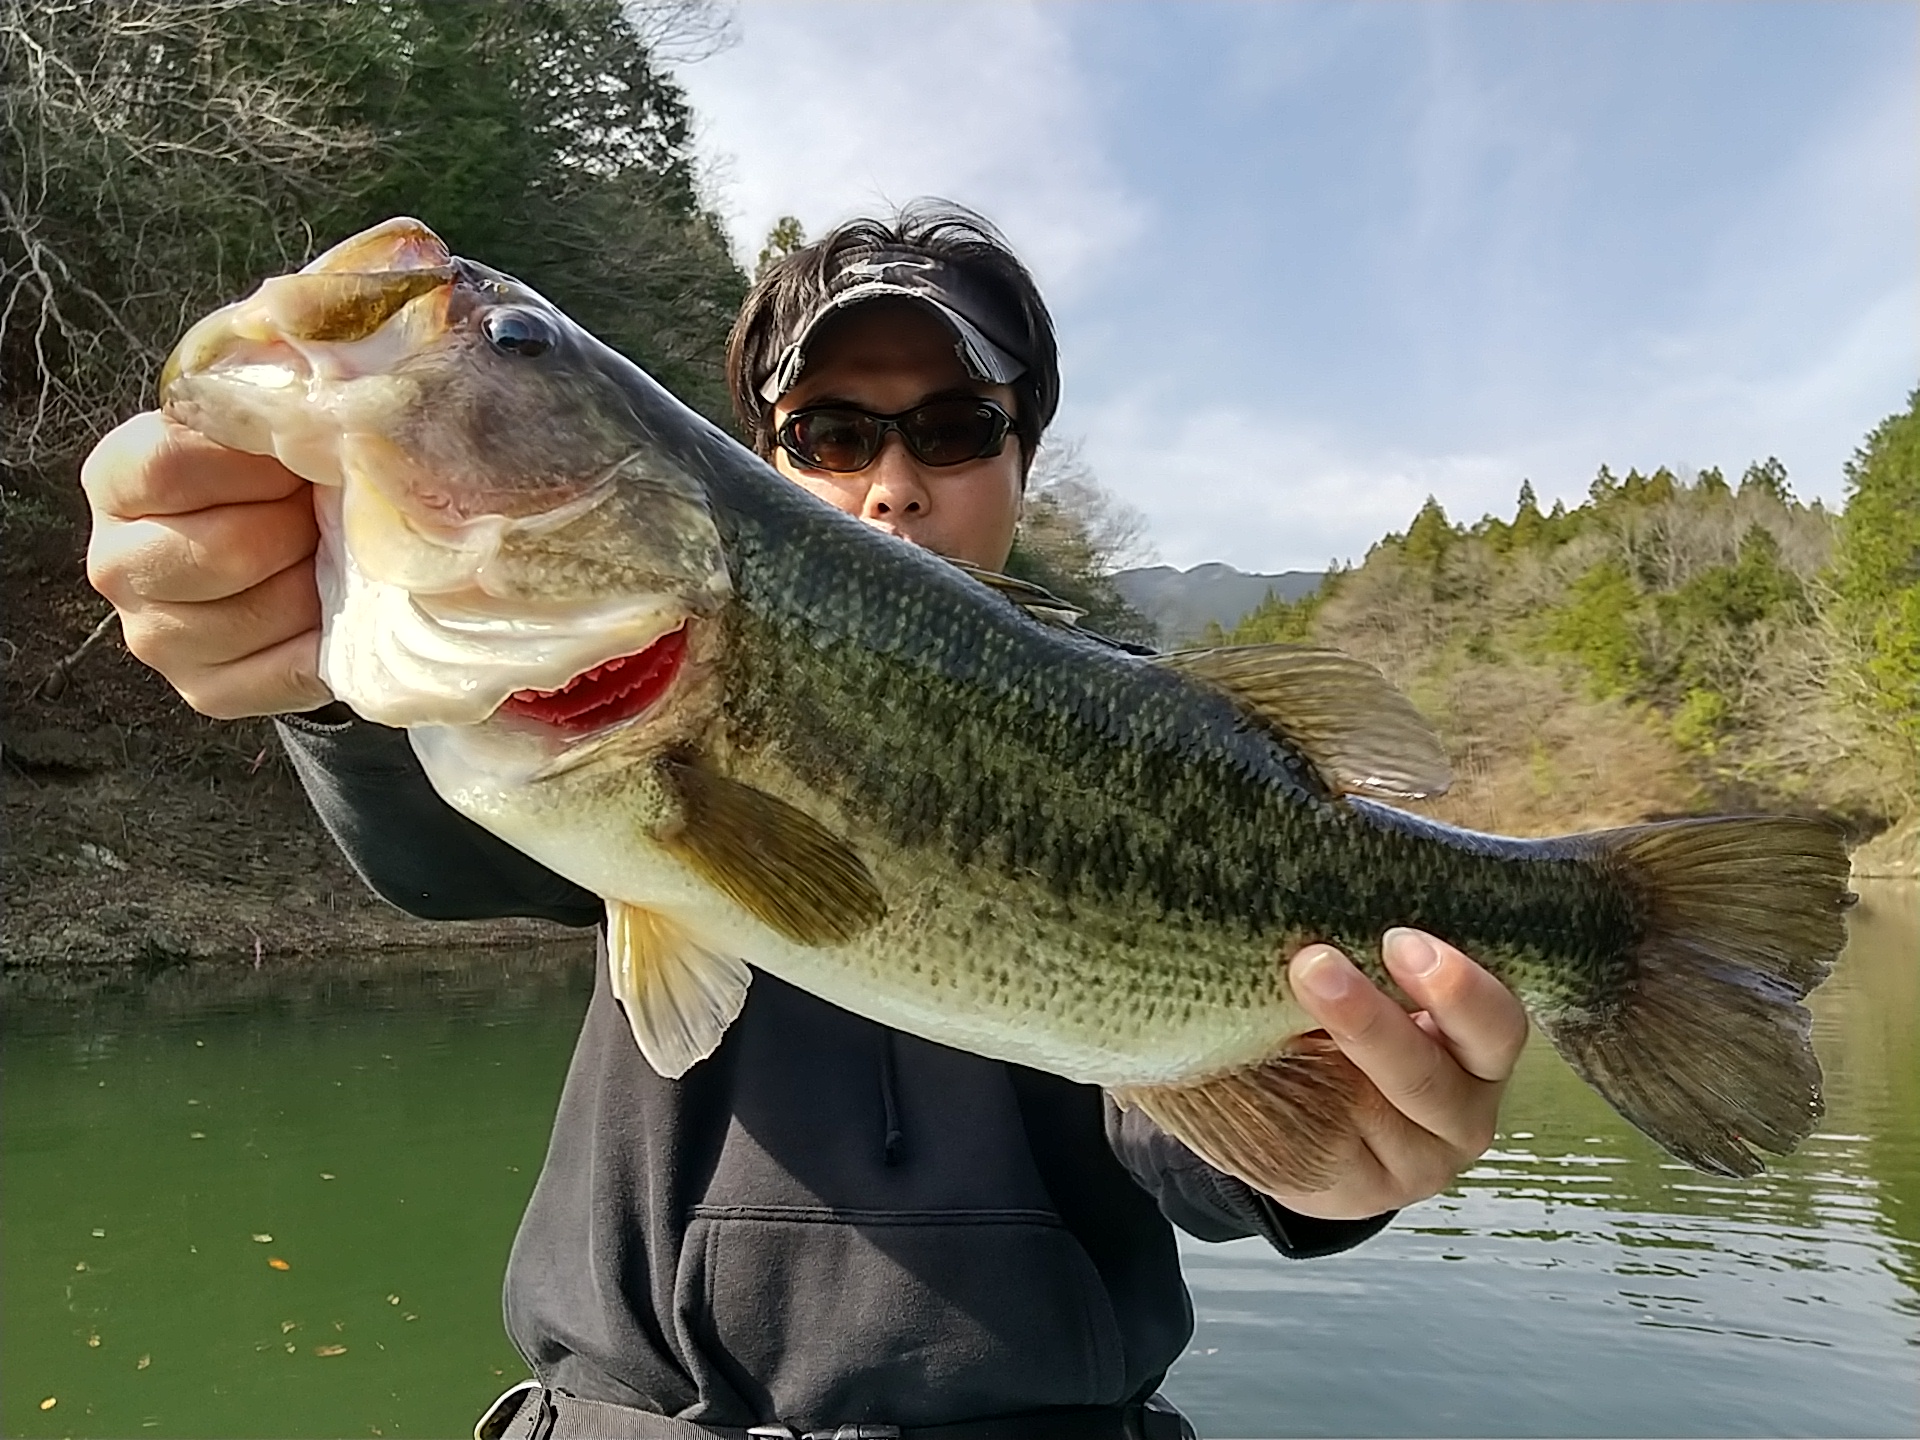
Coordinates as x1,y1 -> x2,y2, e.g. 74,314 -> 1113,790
495,626 -> 689,735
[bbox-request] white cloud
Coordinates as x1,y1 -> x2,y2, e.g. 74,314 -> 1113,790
664,4 -> 1914,576
1070,26 -> 1917,574
1064,397 -> 1535,574
672,0 -> 1142,300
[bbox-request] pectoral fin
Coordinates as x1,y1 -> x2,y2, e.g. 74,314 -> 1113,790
658,760 -> 885,946
1155,644 -> 1452,799
606,900 -> 752,1079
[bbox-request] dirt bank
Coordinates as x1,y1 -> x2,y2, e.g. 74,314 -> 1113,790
1,507 -> 577,975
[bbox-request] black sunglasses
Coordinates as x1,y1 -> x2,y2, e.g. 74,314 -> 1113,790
777,397 -> 1016,474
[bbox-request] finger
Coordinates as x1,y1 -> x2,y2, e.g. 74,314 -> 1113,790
1249,1059 -> 1463,1219
176,629 -> 330,720
120,554 -> 321,679
1351,1092 -> 1485,1204
1382,928 -> 1530,1085
1289,945 -> 1488,1153
89,489 -> 319,605
82,411 -> 302,521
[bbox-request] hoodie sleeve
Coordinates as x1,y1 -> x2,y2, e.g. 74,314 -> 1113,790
1104,1099 -> 1395,1259
276,707 -> 602,927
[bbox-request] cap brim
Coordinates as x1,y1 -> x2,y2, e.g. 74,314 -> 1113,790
759,280 -> 1027,404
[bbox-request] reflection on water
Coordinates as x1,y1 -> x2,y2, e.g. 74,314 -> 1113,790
1,950 -> 596,1440
1163,880 -> 1919,1437
2,886 -> 1915,1439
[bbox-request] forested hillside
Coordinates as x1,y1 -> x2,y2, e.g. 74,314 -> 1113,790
3,0 -> 742,496
1215,395 -> 1920,864
1,0 -> 749,966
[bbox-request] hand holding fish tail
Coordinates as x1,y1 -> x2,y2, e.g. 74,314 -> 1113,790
1265,930 -> 1529,1220
84,411 -> 331,719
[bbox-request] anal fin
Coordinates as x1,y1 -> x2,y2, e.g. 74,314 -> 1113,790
1112,1034 -> 1368,1196
607,900 -> 751,1079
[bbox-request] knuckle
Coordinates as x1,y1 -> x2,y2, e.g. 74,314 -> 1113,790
78,413 -> 148,508
171,676 -> 221,717
1393,1144 -> 1464,1203
1458,1116 -> 1498,1160
83,410 -> 187,513
1397,1058 -> 1446,1109
114,613 -> 169,670
278,652 -> 325,713
84,547 -> 131,607
193,692 -> 248,721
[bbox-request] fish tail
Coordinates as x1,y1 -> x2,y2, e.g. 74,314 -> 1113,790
1117,814 -> 1852,1195
1534,814 -> 1852,1177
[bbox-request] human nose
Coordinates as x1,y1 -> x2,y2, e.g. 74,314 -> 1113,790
858,433 -> 931,522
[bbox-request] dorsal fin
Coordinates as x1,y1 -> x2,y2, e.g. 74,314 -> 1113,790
1155,644 -> 1452,799
947,559 -> 1086,629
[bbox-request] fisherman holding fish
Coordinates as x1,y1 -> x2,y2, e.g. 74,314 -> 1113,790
84,203 -> 1842,1438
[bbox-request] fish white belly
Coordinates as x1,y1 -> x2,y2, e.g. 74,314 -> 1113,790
420,733 -> 1301,1086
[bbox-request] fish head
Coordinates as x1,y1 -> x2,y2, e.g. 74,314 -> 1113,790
160,218 -> 732,757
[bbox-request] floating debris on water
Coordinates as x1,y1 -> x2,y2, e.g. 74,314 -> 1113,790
268,1257 -> 291,1271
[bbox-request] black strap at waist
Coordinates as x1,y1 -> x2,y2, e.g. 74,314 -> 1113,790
477,1382 -> 1196,1440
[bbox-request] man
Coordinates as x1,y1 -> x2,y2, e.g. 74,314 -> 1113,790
83,202 -> 1527,1438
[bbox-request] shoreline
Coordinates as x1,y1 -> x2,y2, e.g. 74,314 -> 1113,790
6,551 -> 1910,980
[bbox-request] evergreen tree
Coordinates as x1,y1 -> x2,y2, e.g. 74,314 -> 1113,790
1511,479 -> 1546,549
1738,457 -> 1793,504
1401,496 -> 1456,567
1832,389 -> 1920,750
756,217 -> 807,280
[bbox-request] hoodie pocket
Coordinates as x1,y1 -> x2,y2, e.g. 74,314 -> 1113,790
674,1204 -> 1127,1426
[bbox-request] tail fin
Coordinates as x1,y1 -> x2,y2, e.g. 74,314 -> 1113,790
1541,815 -> 1853,1177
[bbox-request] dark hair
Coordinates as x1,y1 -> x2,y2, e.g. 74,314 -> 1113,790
726,199 -> 1059,469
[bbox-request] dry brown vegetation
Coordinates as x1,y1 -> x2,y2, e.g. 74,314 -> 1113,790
1218,455 -> 1918,869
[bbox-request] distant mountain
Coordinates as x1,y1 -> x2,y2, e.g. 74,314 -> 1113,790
1111,563 -> 1323,648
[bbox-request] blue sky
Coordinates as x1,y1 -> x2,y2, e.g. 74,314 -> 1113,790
672,1 -> 1918,571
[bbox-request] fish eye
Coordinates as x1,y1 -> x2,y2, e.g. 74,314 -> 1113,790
483,307 -> 556,358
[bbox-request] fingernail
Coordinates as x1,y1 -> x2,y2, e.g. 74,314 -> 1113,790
1294,946 -> 1357,1001
1385,927 -> 1441,978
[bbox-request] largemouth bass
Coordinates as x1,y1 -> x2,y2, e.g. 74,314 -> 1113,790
159,218 -> 1853,1192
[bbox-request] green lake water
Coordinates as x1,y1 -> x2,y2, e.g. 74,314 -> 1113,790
5,881 -> 1915,1438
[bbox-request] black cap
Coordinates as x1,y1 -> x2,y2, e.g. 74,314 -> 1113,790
756,248 -> 1032,403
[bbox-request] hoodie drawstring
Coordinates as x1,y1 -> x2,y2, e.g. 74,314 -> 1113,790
879,1030 -> 905,1166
